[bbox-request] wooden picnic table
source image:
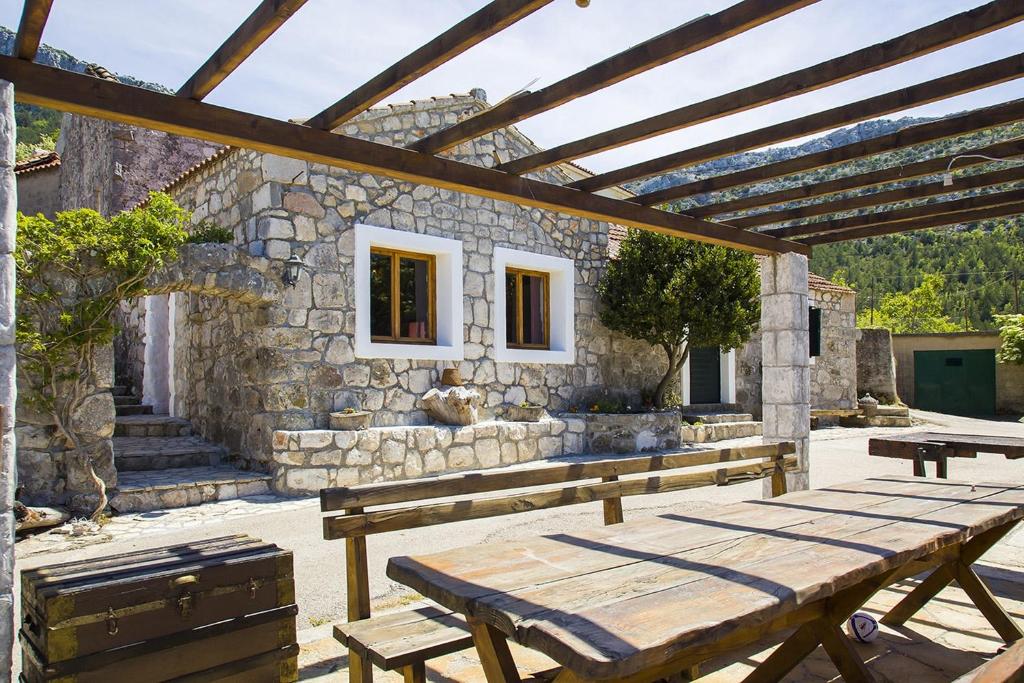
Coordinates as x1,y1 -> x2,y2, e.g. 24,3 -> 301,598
388,476 -> 1024,683
869,432 -> 1024,478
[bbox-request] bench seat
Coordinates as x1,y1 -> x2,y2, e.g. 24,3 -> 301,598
334,606 -> 473,671
954,640 -> 1024,683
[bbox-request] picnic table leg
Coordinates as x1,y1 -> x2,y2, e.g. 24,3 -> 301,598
469,617 -> 522,683
912,451 -> 926,477
936,454 -> 948,479
882,519 -> 1021,631
402,663 -> 426,683
952,562 -> 1024,644
817,620 -> 877,682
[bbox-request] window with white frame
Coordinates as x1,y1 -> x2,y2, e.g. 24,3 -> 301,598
355,224 -> 463,361
493,247 -> 575,364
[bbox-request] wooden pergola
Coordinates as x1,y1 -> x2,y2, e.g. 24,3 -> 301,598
5,0 -> 1024,255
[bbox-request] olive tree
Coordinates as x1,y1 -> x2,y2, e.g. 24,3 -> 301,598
597,229 -> 761,409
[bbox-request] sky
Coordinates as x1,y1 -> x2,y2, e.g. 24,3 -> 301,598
2,0 -> 1023,173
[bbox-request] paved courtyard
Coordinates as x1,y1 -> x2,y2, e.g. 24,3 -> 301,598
15,410 -> 1024,681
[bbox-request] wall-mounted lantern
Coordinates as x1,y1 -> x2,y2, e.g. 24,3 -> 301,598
282,253 -> 306,288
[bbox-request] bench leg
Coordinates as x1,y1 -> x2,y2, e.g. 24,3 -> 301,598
953,562 -> 1024,644
350,649 -> 374,683
469,617 -> 522,683
402,662 -> 426,683
882,519 -> 1020,629
817,620 -> 876,682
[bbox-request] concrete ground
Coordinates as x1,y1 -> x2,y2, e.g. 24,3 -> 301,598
15,410 -> 1024,681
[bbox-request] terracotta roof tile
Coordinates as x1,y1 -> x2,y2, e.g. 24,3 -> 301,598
14,151 -> 60,175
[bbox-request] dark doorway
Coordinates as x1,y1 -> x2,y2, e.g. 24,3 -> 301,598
689,347 -> 721,404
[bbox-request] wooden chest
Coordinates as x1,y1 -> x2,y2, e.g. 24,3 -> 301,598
20,534 -> 297,682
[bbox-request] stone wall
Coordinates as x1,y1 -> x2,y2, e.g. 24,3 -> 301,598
857,327 -> 898,403
149,93 -> 666,469
14,164 -> 59,218
272,411 -> 682,494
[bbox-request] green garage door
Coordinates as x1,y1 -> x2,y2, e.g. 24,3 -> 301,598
914,349 -> 996,416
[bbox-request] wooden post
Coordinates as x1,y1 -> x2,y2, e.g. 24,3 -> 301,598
601,476 -> 624,525
468,617 -> 522,683
770,456 -> 788,498
345,508 -> 373,683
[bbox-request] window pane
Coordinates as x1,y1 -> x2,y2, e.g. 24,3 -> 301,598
369,252 -> 392,337
521,274 -> 546,345
399,256 -> 431,339
505,272 -> 518,344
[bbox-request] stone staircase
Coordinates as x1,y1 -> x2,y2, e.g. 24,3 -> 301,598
107,385 -> 272,513
680,403 -> 763,443
839,404 -> 914,428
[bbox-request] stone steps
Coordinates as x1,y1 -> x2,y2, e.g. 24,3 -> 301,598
114,395 -> 142,406
109,466 -> 273,513
115,404 -> 154,417
681,411 -> 754,425
111,384 -> 131,397
683,403 -> 739,414
681,420 -> 763,443
114,435 -> 225,471
114,414 -> 192,437
841,414 -> 914,428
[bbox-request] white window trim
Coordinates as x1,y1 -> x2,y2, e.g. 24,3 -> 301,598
354,223 -> 464,361
680,348 -> 736,405
493,247 -> 575,364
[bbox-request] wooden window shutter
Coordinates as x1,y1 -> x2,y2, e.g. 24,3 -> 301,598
809,306 -> 822,357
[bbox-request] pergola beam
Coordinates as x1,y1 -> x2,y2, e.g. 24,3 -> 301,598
732,165 -> 1024,229
571,52 -> 1024,193
800,200 -> 1024,245
177,0 -> 309,101
499,0 -> 1024,175
634,97 -> 1024,206
407,0 -> 819,154
13,0 -> 54,61
765,186 -> 1024,238
688,139 -> 1024,218
0,57 -> 806,256
307,0 -> 553,130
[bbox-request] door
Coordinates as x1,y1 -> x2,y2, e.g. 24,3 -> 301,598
142,293 -> 176,415
689,347 -> 721,404
913,349 -> 995,416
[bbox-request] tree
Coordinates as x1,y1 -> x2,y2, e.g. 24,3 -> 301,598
857,273 -> 963,333
16,192 -> 189,517
597,229 -> 761,408
995,314 -> 1024,365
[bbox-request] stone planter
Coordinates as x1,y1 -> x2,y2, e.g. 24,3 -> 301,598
329,411 -> 371,431
506,404 -> 546,422
858,394 -> 880,418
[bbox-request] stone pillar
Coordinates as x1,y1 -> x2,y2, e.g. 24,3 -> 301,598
760,252 -> 810,495
0,79 -> 18,680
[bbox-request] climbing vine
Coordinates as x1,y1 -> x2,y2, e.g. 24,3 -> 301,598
15,192 -> 190,517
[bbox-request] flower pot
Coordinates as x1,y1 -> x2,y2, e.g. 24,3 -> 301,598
858,394 -> 879,418
330,411 -> 371,430
506,404 -> 546,422
440,367 -> 463,386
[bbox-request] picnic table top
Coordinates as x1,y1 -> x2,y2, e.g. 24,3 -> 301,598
869,432 -> 1024,459
388,476 -> 1024,680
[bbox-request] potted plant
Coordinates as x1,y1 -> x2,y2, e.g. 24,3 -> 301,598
506,401 -> 547,422
330,407 -> 371,430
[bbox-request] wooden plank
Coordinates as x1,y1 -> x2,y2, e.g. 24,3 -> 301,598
335,606 -> 472,670
307,0 -> 553,129
407,0 -> 820,154
730,165 -> 1024,229
799,199 -> 1024,245
388,478 -> 1024,680
633,98 -> 1024,206
13,0 -> 53,61
601,476 -> 625,525
321,443 -> 792,511
177,0 -> 309,100
871,433 -> 1024,460
324,456 -> 797,538
0,57 -> 805,257
689,139 -> 1024,218
569,53 -> 1024,192
344,507 -> 373,683
498,0 -> 1024,175
955,639 -> 1024,683
765,186 -> 1024,238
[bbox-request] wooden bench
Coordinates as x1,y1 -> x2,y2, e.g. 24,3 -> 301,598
954,640 -> 1024,682
319,441 -> 797,683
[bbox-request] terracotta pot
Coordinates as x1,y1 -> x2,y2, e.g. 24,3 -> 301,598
506,404 -> 547,422
329,411 -> 372,430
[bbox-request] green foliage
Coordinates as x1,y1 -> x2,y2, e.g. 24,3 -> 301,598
14,103 -> 61,161
597,230 -> 760,408
16,193 -> 189,515
856,274 -> 963,333
995,314 -> 1024,365
186,221 -> 234,244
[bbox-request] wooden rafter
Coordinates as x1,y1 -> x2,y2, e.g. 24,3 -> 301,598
731,165 -> 1024,228
634,98 -> 1024,206
406,0 -> 820,154
800,200 -> 1024,245
688,138 -> 1024,218
307,0 -> 553,130
570,53 -> 1024,192
13,0 -> 54,61
765,186 -> 1024,238
177,0 -> 309,101
0,57 -> 806,256
498,0 -> 1024,175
